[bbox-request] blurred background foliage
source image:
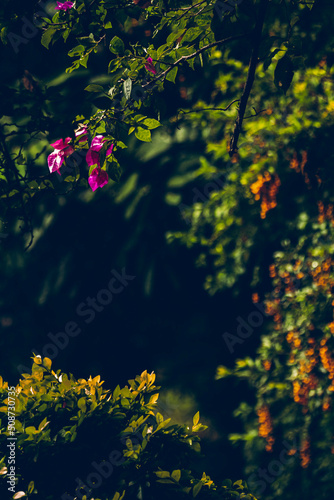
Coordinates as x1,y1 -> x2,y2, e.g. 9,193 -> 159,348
1,0 -> 334,499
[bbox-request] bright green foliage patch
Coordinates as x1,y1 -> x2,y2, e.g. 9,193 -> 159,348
0,357 -> 257,500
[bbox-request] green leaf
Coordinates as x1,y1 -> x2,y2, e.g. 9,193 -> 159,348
85,84 -> 104,92
113,385 -> 121,400
157,44 -> 168,58
263,48 -> 282,72
135,128 -> 151,142
193,482 -> 202,497
192,423 -> 207,433
80,54 -> 89,68
115,141 -> 127,149
274,55 -> 294,94
3,189 -> 19,198
38,417 -> 49,431
28,481 -> 34,494
107,161 -> 122,183
77,397 -> 86,412
154,471 -> 170,478
123,78 -> 132,100
155,418 -> 171,432
171,470 -> 181,482
68,45 -> 85,57
62,29 -> 71,42
41,28 -> 57,49
193,411 -> 200,426
166,67 -> 178,83
109,36 -> 125,55
25,426 -> 37,435
70,431 -> 77,442
1,27 -> 8,45
155,412 -> 163,424
42,357 -> 52,370
143,118 -> 161,130
183,27 -> 202,43
167,29 -> 186,45
27,181 -> 38,190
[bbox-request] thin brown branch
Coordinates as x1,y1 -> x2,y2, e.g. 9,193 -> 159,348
229,0 -> 269,157
142,33 -> 250,90
176,1 -> 209,21
244,107 -> 267,119
178,100 -> 240,115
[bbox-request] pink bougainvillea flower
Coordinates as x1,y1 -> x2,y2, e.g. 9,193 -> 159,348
86,135 -> 114,168
106,142 -> 114,157
55,1 -> 74,11
75,125 -> 88,143
144,57 -> 156,75
88,167 -> 109,192
48,137 -> 74,174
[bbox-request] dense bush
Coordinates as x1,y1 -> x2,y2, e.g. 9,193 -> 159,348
0,357 -> 257,500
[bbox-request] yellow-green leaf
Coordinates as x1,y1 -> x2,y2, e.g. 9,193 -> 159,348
193,411 -> 200,426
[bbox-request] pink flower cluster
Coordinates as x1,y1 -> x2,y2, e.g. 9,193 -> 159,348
145,57 -> 156,75
47,128 -> 113,192
55,1 -> 74,11
87,136 -> 114,192
48,138 -> 74,174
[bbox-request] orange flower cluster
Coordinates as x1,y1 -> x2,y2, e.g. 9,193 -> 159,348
286,330 -> 301,349
257,404 -> 275,452
252,293 -> 259,303
309,257 -> 334,292
269,264 -> 276,278
250,172 -> 281,219
292,375 -> 318,409
287,332 -> 319,408
319,338 -> 334,392
269,261 -> 304,298
317,201 -> 334,225
289,150 -> 307,175
263,360 -> 271,371
264,298 -> 282,330
265,299 -> 279,316
289,150 -> 320,188
265,254 -> 334,423
322,397 -> 331,412
281,269 -> 299,294
300,437 -> 311,468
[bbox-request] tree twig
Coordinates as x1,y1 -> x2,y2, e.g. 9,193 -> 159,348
244,107 -> 267,119
176,0 -> 208,21
178,100 -> 240,116
229,0 -> 269,157
142,33 -> 250,90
